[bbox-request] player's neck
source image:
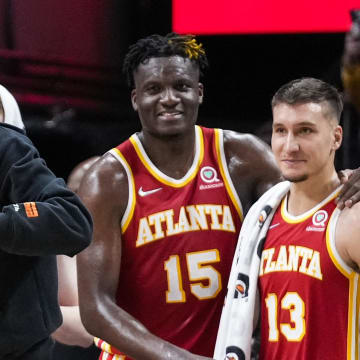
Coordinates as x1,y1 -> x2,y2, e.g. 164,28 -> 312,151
287,168 -> 340,216
138,127 -> 196,179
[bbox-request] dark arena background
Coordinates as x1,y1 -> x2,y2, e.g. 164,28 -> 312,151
0,0 -> 356,179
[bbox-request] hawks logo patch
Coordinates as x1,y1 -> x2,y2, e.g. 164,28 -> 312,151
225,346 -> 245,360
258,205 -> 272,228
234,273 -> 249,299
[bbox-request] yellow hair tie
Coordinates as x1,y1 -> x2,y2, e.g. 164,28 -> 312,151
184,39 -> 205,60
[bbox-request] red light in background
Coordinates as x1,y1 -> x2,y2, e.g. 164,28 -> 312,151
173,0 -> 360,34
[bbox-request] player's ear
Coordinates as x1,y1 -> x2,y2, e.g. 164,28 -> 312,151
198,83 -> 204,104
131,89 -> 138,111
333,125 -> 343,150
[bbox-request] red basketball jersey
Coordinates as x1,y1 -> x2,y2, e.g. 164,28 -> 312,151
95,126 -> 243,359
259,189 -> 360,360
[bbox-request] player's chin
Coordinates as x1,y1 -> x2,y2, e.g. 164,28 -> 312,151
282,172 -> 308,183
158,121 -> 192,136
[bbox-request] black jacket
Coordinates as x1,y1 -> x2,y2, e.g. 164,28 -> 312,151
0,124 -> 92,357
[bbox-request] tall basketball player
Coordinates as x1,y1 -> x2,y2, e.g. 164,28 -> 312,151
76,35 -> 360,360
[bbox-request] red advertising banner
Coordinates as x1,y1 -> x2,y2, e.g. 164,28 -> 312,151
173,0 -> 360,34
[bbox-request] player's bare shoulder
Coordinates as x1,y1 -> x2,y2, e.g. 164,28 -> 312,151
337,202 -> 360,238
223,129 -> 276,167
336,202 -> 360,271
222,130 -> 281,198
78,152 -> 129,213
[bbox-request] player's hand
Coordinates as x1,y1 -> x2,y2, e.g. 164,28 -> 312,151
336,168 -> 360,209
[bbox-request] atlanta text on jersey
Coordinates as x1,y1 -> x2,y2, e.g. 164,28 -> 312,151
260,245 -> 323,280
136,204 -> 236,246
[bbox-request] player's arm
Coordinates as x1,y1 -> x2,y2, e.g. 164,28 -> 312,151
57,255 -> 79,306
52,305 -> 94,347
223,130 -> 282,213
335,202 -> 360,271
51,255 -> 94,347
77,153 -> 212,360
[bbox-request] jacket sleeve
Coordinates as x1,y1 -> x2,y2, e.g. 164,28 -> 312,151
0,129 -> 92,256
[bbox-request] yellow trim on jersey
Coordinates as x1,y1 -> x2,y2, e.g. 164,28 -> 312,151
326,208 -> 360,360
347,273 -> 360,360
110,148 -> 136,233
214,128 -> 243,221
94,337 -> 126,359
129,126 -> 204,188
326,209 -> 353,278
281,188 -> 340,224
94,337 -> 113,353
355,283 -> 360,360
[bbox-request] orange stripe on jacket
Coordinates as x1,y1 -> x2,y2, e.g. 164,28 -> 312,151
24,202 -> 38,218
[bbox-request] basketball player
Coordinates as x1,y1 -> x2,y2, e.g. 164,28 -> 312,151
76,35 -> 360,360
259,78 -> 360,359
216,78 -> 360,360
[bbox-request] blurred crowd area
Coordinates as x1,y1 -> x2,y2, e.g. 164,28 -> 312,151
0,1 -> 357,179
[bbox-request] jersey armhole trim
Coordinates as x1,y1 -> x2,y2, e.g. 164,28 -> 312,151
326,208 -> 354,278
347,273 -> 360,360
326,208 -> 360,359
214,128 -> 243,222
109,148 -> 136,233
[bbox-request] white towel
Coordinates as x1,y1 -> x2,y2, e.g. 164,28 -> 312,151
214,181 -> 290,360
0,84 -> 25,129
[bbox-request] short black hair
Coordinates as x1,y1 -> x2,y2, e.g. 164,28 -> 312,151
272,77 -> 343,122
123,33 -> 209,88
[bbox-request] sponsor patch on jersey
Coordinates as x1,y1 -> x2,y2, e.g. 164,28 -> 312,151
306,209 -> 328,232
200,166 -> 219,183
199,166 -> 224,190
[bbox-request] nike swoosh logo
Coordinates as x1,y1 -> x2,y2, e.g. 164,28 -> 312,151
269,223 -> 280,229
138,187 -> 162,197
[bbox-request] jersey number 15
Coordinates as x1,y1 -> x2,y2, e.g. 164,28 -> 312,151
164,249 -> 222,302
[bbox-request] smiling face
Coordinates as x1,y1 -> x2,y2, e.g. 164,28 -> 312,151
131,56 -> 204,138
271,102 -> 342,183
